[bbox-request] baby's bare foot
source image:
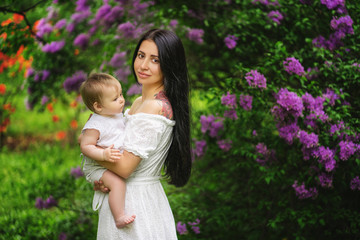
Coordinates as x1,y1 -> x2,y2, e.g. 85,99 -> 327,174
115,214 -> 136,228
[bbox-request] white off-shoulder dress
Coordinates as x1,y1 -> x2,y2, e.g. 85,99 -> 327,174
96,109 -> 178,240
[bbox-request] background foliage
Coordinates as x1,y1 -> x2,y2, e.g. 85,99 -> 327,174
1,0 -> 360,239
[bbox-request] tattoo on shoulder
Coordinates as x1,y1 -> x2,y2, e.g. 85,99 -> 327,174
154,91 -> 173,120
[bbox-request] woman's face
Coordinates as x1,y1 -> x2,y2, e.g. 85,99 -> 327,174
134,40 -> 164,87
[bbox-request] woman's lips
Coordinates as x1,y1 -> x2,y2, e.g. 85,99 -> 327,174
138,72 -> 150,78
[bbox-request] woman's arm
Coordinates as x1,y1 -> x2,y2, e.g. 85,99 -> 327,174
95,150 -> 141,179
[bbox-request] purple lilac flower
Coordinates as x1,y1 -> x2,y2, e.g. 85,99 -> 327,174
44,195 -> 58,208
255,143 -> 276,166
200,115 -> 224,137
200,115 -> 216,133
187,29 -> 204,44
26,68 -> 34,78
58,232 -> 67,240
318,172 -> 333,188
302,93 -> 315,110
313,146 -> 336,172
91,38 -> 101,46
217,139 -> 232,152
104,6 -> 124,26
36,19 -> 53,38
169,19 -> 178,28
224,35 -> 238,49
350,176 -> 360,190
115,67 -> 131,83
109,52 -> 126,68
352,63 -> 360,71
224,109 -> 238,120
66,22 -> 75,33
128,0 -> 152,16
209,121 -> 224,137
41,95 -> 49,105
221,92 -> 237,108
256,143 -> 268,155
252,130 -> 257,136
176,222 -> 188,235
42,40 -> 65,53
35,196 -> 58,209
292,181 -> 318,199
35,197 -> 45,209
245,70 -> 267,89
74,33 -> 89,50
194,140 -> 207,157
71,10 -> 91,24
283,57 -> 305,76
331,16 -> 354,35
271,105 -> 287,121
278,122 -> 299,144
321,0 -> 345,10
322,88 -> 339,106
305,67 -> 319,80
298,130 -> 319,148
46,6 -> 58,21
312,35 -> 327,49
126,83 -> 142,96
339,141 -> 357,161
76,0 -> 89,12
188,219 -> 201,234
42,70 -> 50,81
54,19 -> 67,29
118,22 -> 137,38
70,166 -> 84,178
63,70 -> 87,93
267,10 -> 283,25
95,4 -> 112,22
34,73 -> 40,82
276,88 -> 304,117
329,121 -> 344,136
239,95 -> 253,111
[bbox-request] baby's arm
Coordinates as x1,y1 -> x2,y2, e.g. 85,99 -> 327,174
80,129 -> 121,162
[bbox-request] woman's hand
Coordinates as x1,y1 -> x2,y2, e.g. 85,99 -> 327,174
93,180 -> 110,193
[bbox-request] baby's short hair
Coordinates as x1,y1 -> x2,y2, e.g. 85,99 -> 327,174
80,73 -> 119,113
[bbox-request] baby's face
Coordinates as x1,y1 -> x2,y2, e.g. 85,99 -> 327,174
99,82 -> 125,116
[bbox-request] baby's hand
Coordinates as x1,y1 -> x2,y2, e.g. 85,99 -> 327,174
102,144 -> 121,162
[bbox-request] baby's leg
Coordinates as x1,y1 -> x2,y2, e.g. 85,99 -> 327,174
101,170 -> 136,228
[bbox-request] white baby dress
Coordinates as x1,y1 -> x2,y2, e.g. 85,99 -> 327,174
81,113 -> 125,210
96,109 -> 178,240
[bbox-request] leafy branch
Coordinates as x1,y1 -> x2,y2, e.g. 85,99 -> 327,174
0,0 -> 48,44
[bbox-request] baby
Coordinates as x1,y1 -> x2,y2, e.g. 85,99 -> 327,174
80,72 -> 135,228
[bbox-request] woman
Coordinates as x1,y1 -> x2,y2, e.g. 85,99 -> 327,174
92,29 -> 191,239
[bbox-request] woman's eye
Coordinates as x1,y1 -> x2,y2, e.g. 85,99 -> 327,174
152,58 -> 159,63
138,53 -> 144,58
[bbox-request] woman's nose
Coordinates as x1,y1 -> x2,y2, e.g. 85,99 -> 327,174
140,59 -> 149,70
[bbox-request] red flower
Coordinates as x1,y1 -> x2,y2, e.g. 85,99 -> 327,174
56,131 -> 66,140
52,115 -> 60,122
70,120 -> 78,129
0,84 -> 6,95
70,100 -> 78,108
47,103 -> 53,112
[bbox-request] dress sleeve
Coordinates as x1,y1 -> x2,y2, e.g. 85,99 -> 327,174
122,117 -> 166,160
82,115 -> 103,133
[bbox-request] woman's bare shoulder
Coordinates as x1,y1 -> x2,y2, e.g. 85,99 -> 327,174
128,96 -> 142,114
140,97 -> 173,120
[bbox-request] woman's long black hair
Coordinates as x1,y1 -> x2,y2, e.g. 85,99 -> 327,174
131,29 -> 191,187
